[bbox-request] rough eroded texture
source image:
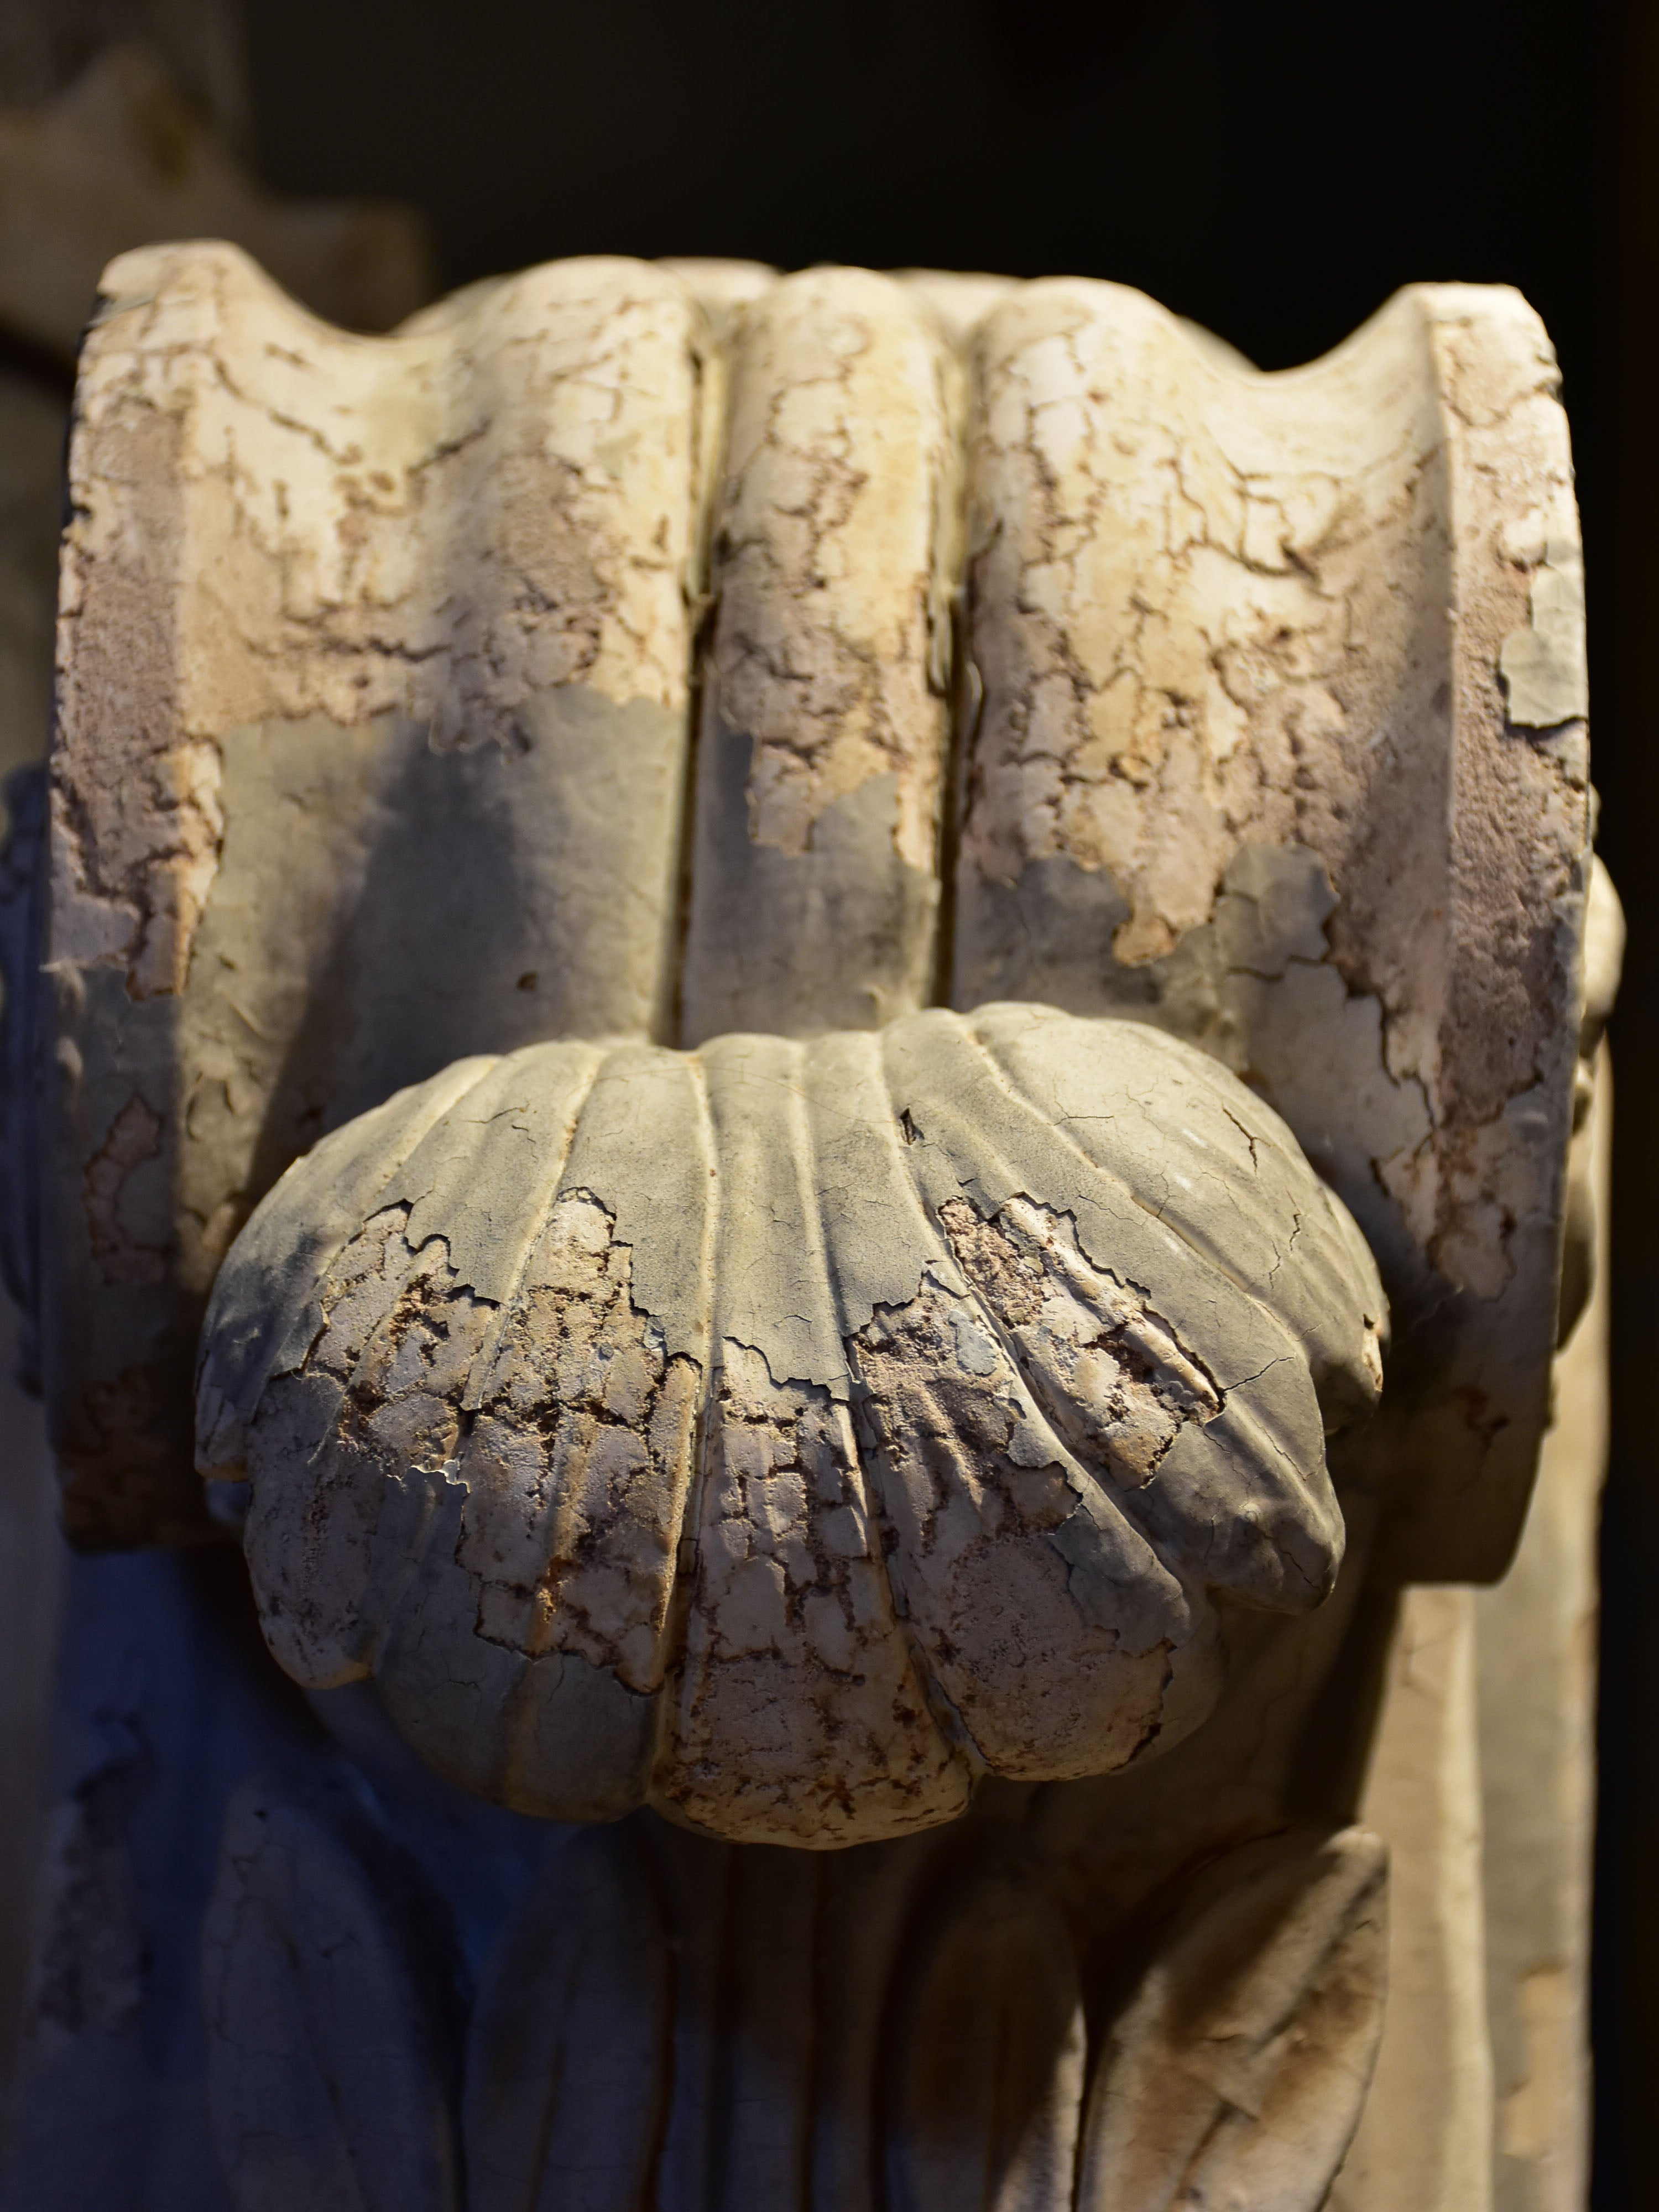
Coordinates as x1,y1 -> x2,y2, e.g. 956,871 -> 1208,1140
196,1005 -> 1384,1848
56,242 -> 702,994
1077,1826 -> 1387,2210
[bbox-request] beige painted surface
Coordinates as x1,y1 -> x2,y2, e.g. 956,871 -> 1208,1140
682,267 -> 958,1041
197,1005 -> 1384,1848
49,252 -> 1590,1592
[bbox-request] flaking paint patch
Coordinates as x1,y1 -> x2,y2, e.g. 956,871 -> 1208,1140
946,279 -> 1588,1579
953,280 -> 1448,980
48,257 -> 1586,1591
1499,529 -> 1589,731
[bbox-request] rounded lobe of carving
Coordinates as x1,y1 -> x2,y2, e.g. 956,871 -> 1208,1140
681,265 -> 960,1043
950,276 -> 1589,1580
197,1005 -> 1385,1849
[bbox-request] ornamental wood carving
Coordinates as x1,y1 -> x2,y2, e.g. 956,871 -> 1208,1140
39,248 -> 1585,1582
0,244 -> 1605,2212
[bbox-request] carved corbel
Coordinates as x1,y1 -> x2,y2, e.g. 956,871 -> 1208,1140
2,243 -> 1597,2210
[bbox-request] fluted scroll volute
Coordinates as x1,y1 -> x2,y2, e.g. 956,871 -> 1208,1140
197,1004 -> 1383,1848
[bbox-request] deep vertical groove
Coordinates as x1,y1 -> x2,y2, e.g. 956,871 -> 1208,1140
648,1042 -> 721,1782
666,312 -> 735,1050
928,338 -> 980,1015
826,1026 -> 951,1668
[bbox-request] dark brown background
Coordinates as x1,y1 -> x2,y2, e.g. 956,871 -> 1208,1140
198,1 -> 1650,2195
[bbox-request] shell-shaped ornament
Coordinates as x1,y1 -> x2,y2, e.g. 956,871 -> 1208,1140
197,1005 -> 1385,1849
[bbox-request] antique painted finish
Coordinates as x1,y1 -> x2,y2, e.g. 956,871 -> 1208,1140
0,247 -> 1602,2210
39,246 -> 1585,1576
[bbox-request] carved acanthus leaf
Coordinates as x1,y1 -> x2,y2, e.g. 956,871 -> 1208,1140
201,1770 -> 461,2212
1078,1825 -> 1389,2211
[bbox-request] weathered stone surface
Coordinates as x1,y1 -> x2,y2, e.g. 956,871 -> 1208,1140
198,1772 -> 1389,2212
1333,1584 -> 1495,2212
463,1823 -> 667,2212
1475,1056 -> 1605,2212
196,1004 -> 1383,1847
1077,1826 -> 1387,2211
11,244 -> 1605,2210
1333,1047 -> 1610,2212
202,1770 -> 460,2212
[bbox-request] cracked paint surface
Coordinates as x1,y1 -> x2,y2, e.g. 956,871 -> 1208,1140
682,265 -> 959,1041
948,278 -> 1588,1578
54,242 -> 707,999
197,1004 -> 1384,1848
44,253 -> 1585,1582
44,243 -> 708,1540
953,279 -> 1449,976
704,267 -> 954,872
